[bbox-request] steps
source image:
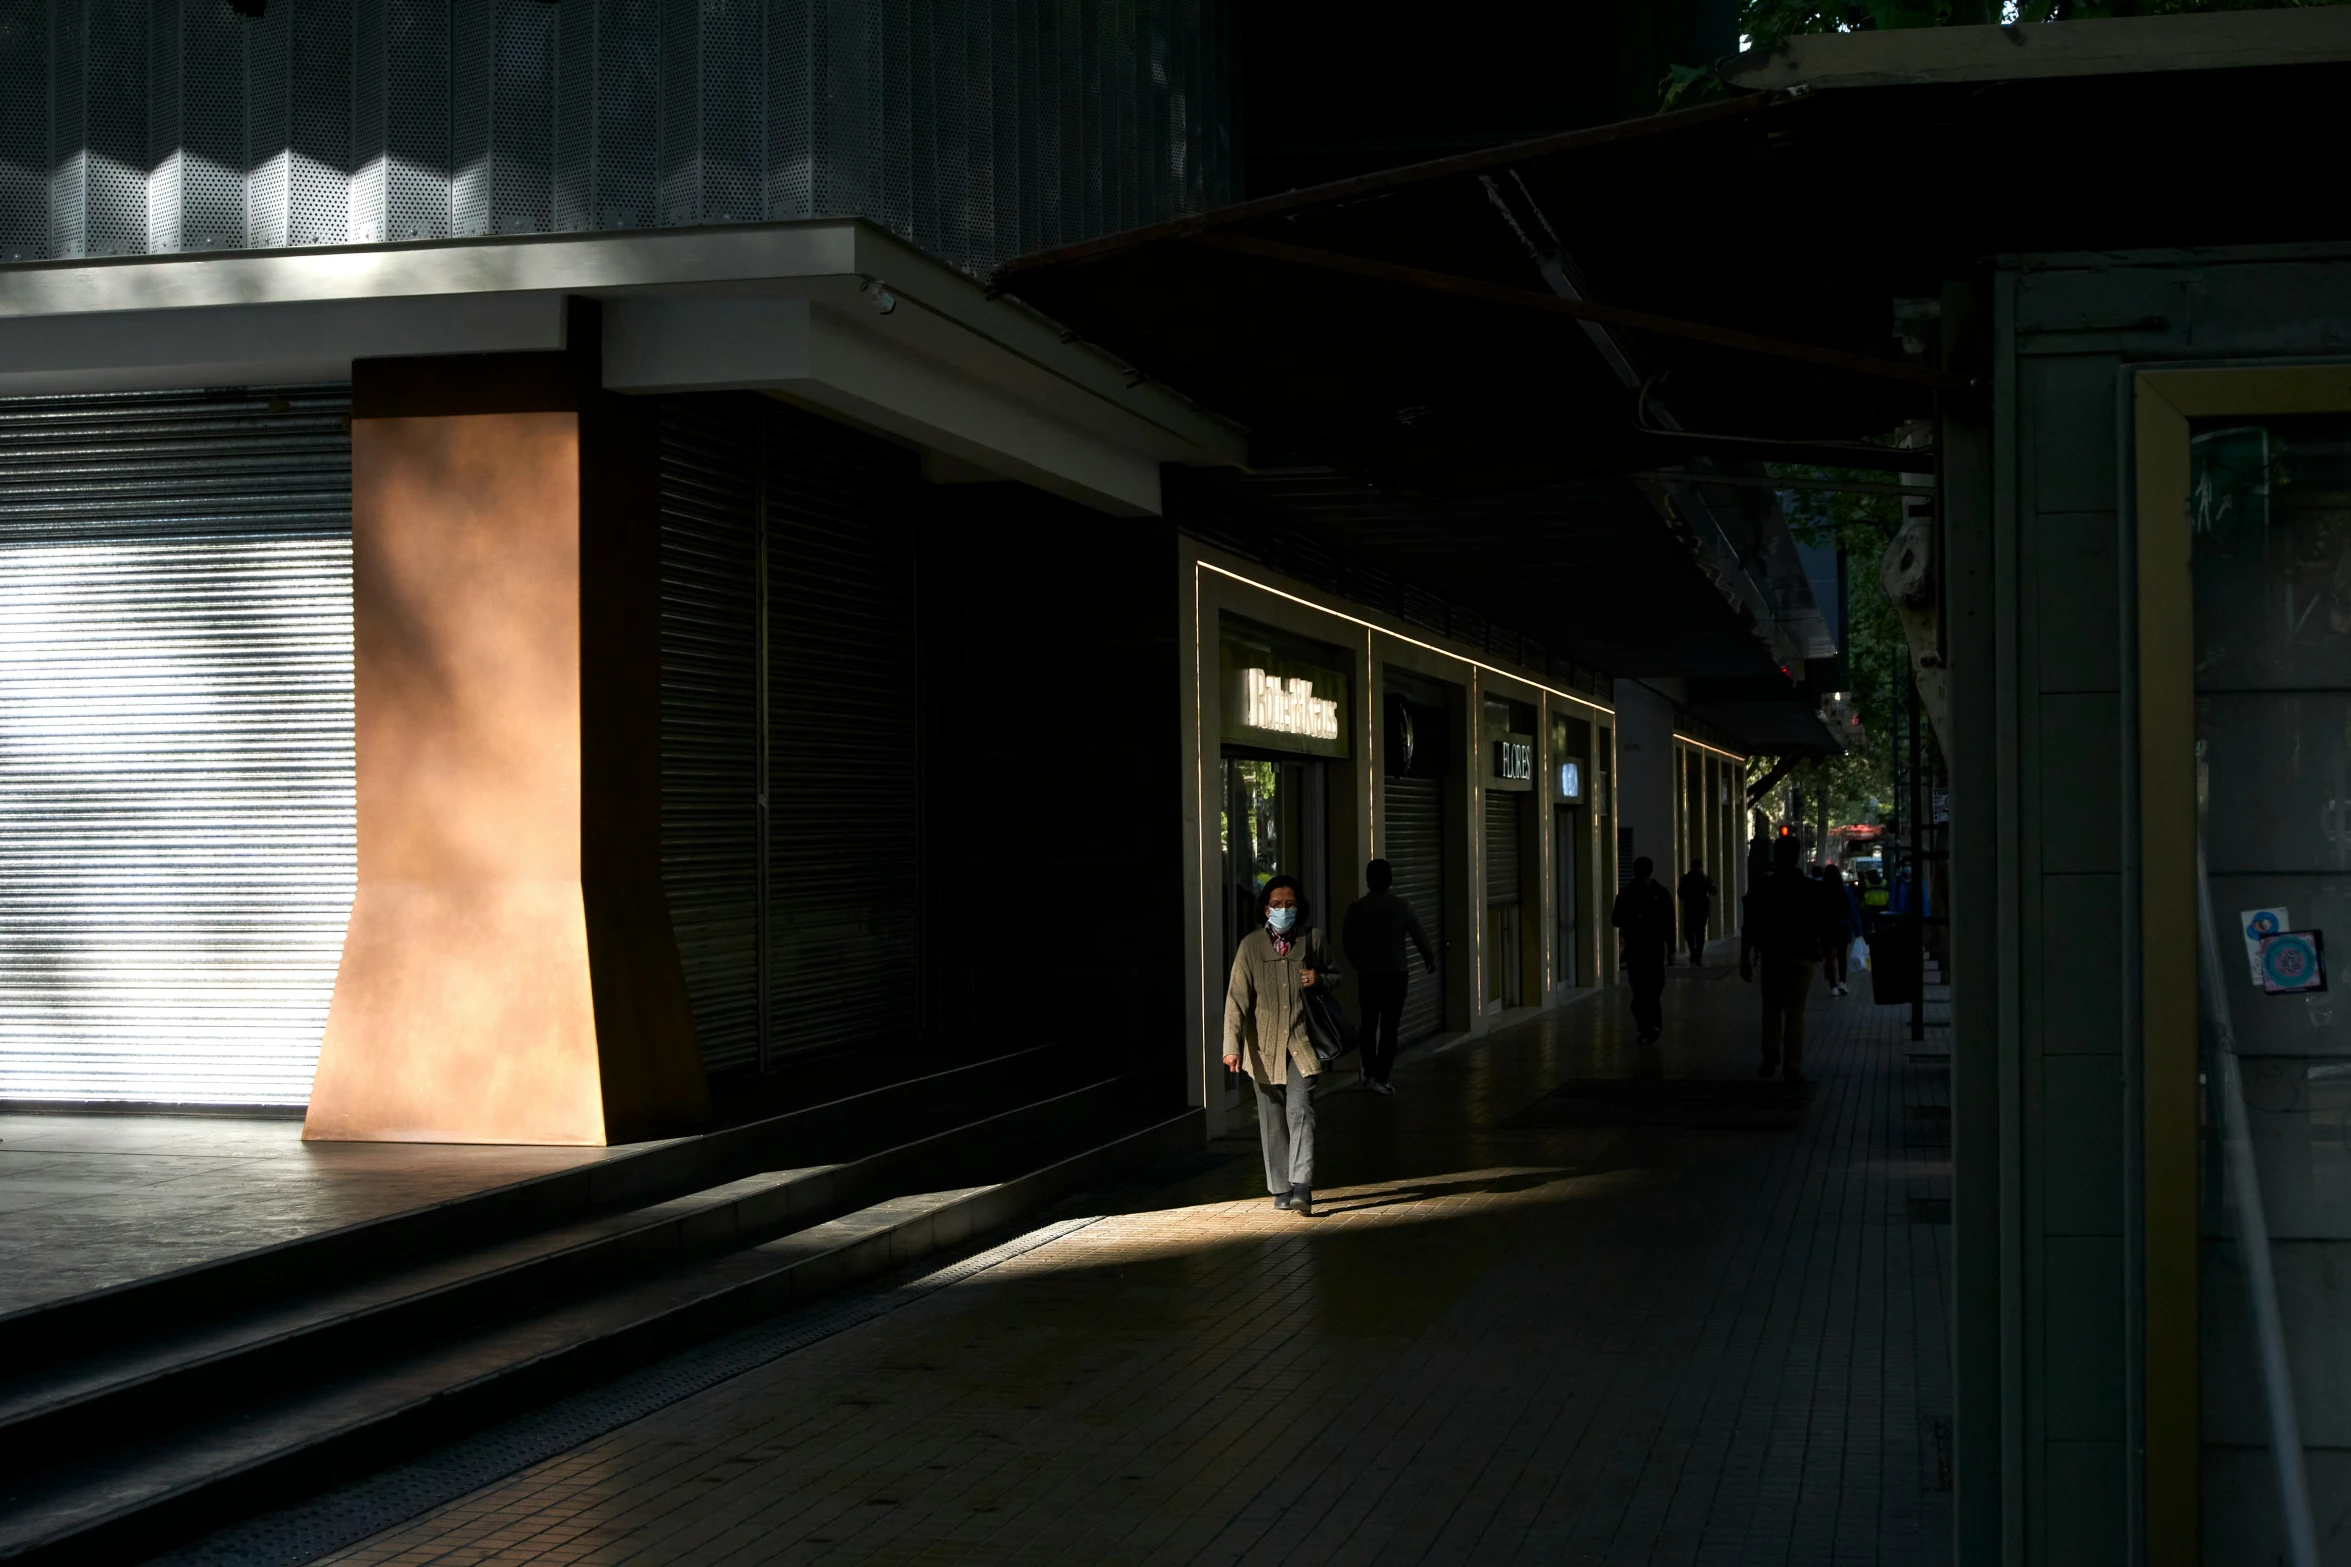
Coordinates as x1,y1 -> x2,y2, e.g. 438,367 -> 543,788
0,1049 -> 1199,1565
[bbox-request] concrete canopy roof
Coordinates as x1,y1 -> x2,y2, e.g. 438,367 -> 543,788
994,25 -> 2351,752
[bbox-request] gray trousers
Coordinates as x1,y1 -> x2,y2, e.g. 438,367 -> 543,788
1253,1054 -> 1315,1193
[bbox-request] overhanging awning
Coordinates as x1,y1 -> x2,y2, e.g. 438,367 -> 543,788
995,57 -> 2351,495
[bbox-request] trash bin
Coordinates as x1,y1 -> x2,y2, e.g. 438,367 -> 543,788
1871,914 -> 1922,1006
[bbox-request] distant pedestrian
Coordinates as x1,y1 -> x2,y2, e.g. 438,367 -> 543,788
1223,876 -> 1341,1216
1610,856 -> 1675,1044
1820,862 -> 1862,997
1342,858 -> 1436,1097
1676,859 -> 1714,967
1742,836 -> 1836,1083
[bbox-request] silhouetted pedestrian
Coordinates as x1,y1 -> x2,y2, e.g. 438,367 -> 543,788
1223,876 -> 1340,1216
1742,836 -> 1836,1082
1341,858 -> 1436,1097
1820,862 -> 1862,996
1676,859 -> 1713,967
1611,856 -> 1674,1044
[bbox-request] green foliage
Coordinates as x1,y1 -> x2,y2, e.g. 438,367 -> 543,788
1775,467 -> 1908,825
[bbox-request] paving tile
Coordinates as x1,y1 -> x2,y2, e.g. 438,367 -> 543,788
316,944 -> 1953,1566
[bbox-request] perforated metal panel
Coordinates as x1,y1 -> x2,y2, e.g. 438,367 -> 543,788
0,2 -> 45,261
287,0 -> 352,246
0,387 -> 355,1106
1386,776 -> 1447,1045
0,0 -> 1232,276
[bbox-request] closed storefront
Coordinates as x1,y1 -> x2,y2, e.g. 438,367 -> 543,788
1483,787 -> 1523,1005
1483,694 -> 1535,1009
1384,673 -> 1454,1044
0,385 -> 927,1108
658,393 -> 922,1080
0,388 -> 356,1106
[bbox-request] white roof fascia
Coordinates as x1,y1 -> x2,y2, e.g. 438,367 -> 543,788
1725,7 -> 2351,91
0,219 -> 1246,516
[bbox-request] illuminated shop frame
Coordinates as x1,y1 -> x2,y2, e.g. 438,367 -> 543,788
1187,557 -> 1629,1118
2133,363 -> 2351,1567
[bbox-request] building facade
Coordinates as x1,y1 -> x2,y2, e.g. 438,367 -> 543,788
0,0 -> 1232,274
1948,240 -> 2351,1566
0,0 -> 1240,1125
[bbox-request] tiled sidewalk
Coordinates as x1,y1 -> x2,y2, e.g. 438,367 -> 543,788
321,955 -> 1952,1566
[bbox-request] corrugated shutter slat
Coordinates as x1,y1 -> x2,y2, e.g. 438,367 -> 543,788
1485,790 -> 1522,905
659,397 -> 764,1077
763,406 -> 921,1062
1386,776 -> 1446,1045
0,387 -> 354,1106
657,393 -> 922,1076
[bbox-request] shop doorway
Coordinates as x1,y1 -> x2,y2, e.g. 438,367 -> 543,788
1220,756 -> 1330,959
1219,756 -> 1331,1107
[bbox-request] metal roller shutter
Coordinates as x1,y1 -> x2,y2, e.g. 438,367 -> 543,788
655,393 -> 922,1075
762,403 -> 921,1061
0,387 -> 355,1106
1484,790 -> 1522,905
658,397 -> 764,1077
1385,775 -> 1446,1044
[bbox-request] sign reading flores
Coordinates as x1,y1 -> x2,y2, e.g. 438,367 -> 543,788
1220,641 -> 1350,758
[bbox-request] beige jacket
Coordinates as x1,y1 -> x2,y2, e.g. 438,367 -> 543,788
1223,926 -> 1340,1085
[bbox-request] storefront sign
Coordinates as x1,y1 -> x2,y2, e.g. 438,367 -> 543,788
1489,731 -> 1535,792
1220,639 -> 1350,758
1244,666 -> 1339,740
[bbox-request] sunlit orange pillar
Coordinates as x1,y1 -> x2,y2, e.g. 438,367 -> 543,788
305,312 -> 710,1144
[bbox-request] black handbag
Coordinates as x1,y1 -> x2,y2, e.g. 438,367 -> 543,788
1303,984 -> 1353,1065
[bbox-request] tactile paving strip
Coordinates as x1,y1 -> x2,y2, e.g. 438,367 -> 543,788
151,1213 -> 1107,1567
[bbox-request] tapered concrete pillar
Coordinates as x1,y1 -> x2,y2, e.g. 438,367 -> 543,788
305,316 -> 710,1145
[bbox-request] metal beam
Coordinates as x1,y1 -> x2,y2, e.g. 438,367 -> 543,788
1191,232 -> 1975,394
1623,434 -> 1936,474
1630,469 -> 1931,498
1745,753 -> 1801,805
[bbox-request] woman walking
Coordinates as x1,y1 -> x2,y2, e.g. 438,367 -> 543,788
1222,876 -> 1340,1216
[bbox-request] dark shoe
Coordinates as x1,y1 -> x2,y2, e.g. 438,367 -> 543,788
1290,1184 -> 1313,1216
1273,1190 -> 1294,1211
1367,1078 -> 1396,1096
1758,1058 -> 1777,1078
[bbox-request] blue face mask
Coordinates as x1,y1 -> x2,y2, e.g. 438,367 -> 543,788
1266,905 -> 1299,934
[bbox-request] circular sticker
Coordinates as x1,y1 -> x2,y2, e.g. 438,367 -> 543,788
2248,911 -> 2285,940
2264,934 -> 2319,990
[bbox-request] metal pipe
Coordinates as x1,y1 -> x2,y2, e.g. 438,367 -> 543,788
2193,832 -> 2321,1567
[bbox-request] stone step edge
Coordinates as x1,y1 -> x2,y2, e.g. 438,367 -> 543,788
0,1073 -> 1137,1465
0,1044 -> 1066,1362
0,1105 -> 1203,1567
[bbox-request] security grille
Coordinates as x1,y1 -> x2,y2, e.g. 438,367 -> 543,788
0,387 -> 354,1106
1484,788 -> 1521,905
656,391 -> 920,1076
1384,775 -> 1446,1045
761,399 -> 921,1061
658,395 -> 764,1076
16,0 -> 1234,276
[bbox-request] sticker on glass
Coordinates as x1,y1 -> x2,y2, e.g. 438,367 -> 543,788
2242,908 -> 2291,986
2258,930 -> 2326,995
